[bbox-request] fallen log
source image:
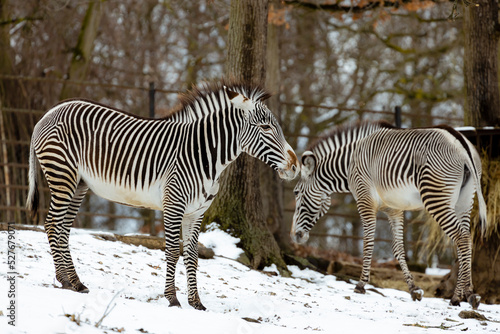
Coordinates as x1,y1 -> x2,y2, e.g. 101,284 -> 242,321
0,222 -> 44,232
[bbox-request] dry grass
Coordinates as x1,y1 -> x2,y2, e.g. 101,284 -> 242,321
475,155 -> 500,239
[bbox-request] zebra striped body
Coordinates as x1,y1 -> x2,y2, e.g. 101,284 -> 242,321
291,121 -> 486,309
27,80 -> 299,310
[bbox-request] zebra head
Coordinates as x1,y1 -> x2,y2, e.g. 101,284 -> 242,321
228,88 -> 299,180
290,151 -> 331,244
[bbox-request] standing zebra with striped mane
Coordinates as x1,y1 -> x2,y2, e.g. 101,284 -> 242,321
291,121 -> 486,309
27,80 -> 299,310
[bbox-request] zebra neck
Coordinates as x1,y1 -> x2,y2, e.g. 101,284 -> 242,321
191,108 -> 244,181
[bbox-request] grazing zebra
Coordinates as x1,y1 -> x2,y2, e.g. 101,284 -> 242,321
27,80 -> 299,311
291,121 -> 486,309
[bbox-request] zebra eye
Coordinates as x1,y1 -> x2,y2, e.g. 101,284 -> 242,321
294,190 -> 299,196
260,124 -> 272,131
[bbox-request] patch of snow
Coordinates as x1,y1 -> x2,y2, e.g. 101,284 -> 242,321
0,229 -> 499,334
69,228 -> 115,236
425,267 -> 451,276
262,263 -> 280,275
455,126 -> 476,131
198,223 -> 243,260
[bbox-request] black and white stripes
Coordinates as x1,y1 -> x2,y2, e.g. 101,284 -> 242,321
27,80 -> 299,310
291,120 -> 486,309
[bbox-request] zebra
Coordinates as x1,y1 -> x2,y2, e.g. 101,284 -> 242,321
26,79 -> 299,311
290,120 -> 486,309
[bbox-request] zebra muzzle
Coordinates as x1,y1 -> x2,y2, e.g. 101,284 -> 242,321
290,229 -> 309,244
278,165 -> 298,180
278,149 -> 299,180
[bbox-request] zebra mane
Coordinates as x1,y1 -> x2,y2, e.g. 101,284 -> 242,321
164,79 -> 272,121
308,120 -> 394,156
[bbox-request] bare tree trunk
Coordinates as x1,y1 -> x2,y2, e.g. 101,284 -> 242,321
60,0 -> 104,99
225,0 -> 267,84
184,4 -> 204,89
463,0 -> 500,126
203,0 -> 287,271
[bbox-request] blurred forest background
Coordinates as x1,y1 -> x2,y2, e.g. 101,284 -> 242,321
1,0 -> 499,301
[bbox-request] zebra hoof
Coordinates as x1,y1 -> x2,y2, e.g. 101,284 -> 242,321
354,284 -> 366,294
168,297 -> 181,308
410,288 -> 424,301
450,295 -> 461,307
468,294 -> 481,310
75,283 -> 90,294
61,281 -> 77,291
189,300 -> 207,311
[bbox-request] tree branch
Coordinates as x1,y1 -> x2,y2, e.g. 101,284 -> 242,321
0,16 -> 42,26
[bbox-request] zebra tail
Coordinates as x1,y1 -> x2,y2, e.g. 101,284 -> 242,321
475,177 -> 487,239
465,146 -> 487,239
26,143 -> 39,221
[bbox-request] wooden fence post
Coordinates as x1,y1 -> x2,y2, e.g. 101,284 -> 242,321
394,106 -> 402,128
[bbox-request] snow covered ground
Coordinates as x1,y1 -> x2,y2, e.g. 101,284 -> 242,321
1,226 -> 499,334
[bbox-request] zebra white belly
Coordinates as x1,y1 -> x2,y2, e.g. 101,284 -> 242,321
376,185 -> 424,211
80,172 -> 163,210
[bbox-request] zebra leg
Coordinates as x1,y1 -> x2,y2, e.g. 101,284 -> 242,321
182,215 -> 205,311
424,198 -> 478,307
354,199 -> 377,294
59,183 -> 89,293
454,178 -> 481,309
451,231 -> 479,308
45,203 -> 73,290
45,189 -> 78,291
38,144 -> 82,291
162,198 -> 184,308
383,208 -> 423,301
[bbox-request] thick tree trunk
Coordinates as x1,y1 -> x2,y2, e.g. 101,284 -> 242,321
463,0 -> 500,126
225,0 -> 267,85
434,0 -> 500,305
203,0 -> 287,271
60,0 -> 103,99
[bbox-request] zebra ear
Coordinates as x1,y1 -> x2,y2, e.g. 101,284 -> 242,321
301,151 -> 316,176
225,87 -> 253,112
